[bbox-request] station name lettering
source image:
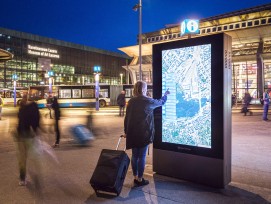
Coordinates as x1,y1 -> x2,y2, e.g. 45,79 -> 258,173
27,45 -> 60,58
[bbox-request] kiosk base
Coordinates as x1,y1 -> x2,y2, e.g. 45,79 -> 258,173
153,148 -> 231,188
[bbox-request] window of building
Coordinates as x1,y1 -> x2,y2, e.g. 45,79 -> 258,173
232,62 -> 260,100
247,21 -> 253,27
217,26 -> 222,31
235,24 -> 240,29
254,20 -> 259,26
229,24 -> 234,29
261,19 -> 267,24
242,22 -> 246,27
212,27 -> 217,32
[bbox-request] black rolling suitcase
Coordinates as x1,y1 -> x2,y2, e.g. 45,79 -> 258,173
90,135 -> 130,196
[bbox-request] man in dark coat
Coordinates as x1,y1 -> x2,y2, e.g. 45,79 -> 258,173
52,96 -> 61,147
124,81 -> 169,186
117,90 -> 126,117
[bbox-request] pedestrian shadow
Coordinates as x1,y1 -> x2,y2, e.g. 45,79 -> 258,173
85,184 -> 147,203
151,174 -> 270,203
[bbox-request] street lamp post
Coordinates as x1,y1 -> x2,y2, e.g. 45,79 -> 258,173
94,66 -> 101,111
12,74 -> 18,107
133,0 -> 142,81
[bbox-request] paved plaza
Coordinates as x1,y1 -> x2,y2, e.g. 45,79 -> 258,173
0,107 -> 270,204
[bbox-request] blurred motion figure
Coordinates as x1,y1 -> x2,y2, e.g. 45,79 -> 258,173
241,92 -> 252,116
16,94 -> 40,186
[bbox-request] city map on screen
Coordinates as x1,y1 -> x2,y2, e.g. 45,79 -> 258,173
162,44 -> 211,148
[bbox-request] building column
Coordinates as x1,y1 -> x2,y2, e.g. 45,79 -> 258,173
257,39 -> 264,98
4,62 -> 7,88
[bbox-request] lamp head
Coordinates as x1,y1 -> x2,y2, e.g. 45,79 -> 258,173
133,4 -> 139,11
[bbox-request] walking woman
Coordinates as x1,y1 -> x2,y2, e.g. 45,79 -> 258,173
124,81 -> 170,186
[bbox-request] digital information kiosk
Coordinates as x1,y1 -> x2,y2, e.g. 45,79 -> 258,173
152,33 -> 232,188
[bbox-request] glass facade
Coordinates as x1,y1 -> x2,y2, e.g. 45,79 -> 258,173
232,61 -> 271,102
0,28 -> 130,89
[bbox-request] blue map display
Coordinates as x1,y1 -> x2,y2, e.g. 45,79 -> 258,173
162,44 -> 211,148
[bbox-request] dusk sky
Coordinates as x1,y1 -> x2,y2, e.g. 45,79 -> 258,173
0,0 -> 270,54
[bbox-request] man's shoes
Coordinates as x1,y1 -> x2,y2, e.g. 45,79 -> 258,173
263,119 -> 269,121
19,180 -> 27,186
134,178 -> 149,186
52,143 -> 59,148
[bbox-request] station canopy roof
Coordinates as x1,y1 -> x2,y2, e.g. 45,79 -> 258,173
119,3 -> 271,60
0,48 -> 13,62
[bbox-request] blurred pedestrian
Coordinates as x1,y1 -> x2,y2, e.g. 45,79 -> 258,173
52,96 -> 61,147
117,90 -> 126,117
46,94 -> 53,119
16,94 -> 40,186
0,94 -> 3,120
262,89 -> 270,121
124,81 -> 170,186
241,92 -> 252,116
232,93 -> 236,107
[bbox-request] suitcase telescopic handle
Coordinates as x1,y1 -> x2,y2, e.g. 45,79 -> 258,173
116,135 -> 126,151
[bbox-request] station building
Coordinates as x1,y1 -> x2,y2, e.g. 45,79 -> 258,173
0,27 -> 130,89
119,3 -> 271,101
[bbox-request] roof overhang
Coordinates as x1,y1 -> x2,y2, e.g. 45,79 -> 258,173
118,24 -> 271,58
0,48 -> 13,62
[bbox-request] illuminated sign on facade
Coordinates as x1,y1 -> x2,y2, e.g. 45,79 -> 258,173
181,19 -> 199,36
28,45 -> 60,58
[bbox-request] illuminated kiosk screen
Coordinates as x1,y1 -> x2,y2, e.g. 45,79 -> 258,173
162,44 -> 211,148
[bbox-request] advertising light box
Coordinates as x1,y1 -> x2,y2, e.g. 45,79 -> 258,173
153,33 -> 232,160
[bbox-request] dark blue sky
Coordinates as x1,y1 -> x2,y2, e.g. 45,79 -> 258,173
0,0 -> 270,53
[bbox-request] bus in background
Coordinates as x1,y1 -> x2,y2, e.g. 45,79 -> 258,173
108,84 -> 153,106
123,84 -> 153,101
28,85 -> 110,108
0,87 -> 28,106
